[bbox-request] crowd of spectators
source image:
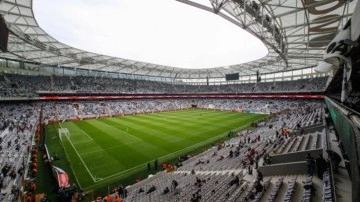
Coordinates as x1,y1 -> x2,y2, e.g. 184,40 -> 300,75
39,99 -> 324,124
0,98 -> 325,201
0,74 -> 50,97
41,100 -> 192,122
0,103 -> 40,201
0,73 -> 328,97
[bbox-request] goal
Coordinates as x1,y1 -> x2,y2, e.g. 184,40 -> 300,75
58,128 -> 70,142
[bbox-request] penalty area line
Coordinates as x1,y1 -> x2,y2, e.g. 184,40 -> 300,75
59,123 -> 97,183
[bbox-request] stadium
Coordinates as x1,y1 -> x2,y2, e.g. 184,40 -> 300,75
0,0 -> 359,202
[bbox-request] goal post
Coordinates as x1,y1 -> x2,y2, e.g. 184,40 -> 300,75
58,128 -> 70,142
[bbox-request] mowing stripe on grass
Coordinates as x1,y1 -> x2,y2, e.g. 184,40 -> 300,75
77,128 -> 93,141
80,119 -> 256,190
78,140 -> 142,156
89,119 -> 143,142
48,110 -> 268,190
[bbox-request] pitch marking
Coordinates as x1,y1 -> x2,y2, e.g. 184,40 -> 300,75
59,123 -> 97,183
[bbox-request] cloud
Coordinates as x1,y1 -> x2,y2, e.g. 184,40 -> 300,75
33,0 -> 267,69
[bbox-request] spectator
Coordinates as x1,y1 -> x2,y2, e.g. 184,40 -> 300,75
171,180 -> 178,192
163,187 -> 169,194
190,193 -> 201,202
326,150 -> 341,173
154,158 -> 158,170
114,196 -> 122,202
248,165 -> 253,175
254,180 -> 263,194
305,153 -> 314,176
256,169 -> 263,182
316,153 -> 328,180
118,184 -> 124,198
146,185 -> 156,194
104,195 -> 112,202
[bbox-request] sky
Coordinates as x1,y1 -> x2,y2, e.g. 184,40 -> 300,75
33,0 -> 267,69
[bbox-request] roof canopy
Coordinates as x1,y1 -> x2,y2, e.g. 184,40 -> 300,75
0,0 -> 357,79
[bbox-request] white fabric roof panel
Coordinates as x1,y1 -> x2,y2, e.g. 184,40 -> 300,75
0,0 -> 357,79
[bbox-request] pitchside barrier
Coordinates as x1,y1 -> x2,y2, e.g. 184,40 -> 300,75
325,97 -> 360,202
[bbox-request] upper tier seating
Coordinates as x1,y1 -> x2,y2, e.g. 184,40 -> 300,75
0,73 -> 328,97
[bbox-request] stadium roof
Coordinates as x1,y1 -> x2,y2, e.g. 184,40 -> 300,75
0,0 -> 357,79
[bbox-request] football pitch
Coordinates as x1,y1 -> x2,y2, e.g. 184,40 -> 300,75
45,109 -> 267,190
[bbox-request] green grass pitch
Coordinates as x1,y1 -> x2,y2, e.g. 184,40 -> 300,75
45,109 -> 267,190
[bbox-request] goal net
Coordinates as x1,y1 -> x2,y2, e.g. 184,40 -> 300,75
59,128 -> 70,142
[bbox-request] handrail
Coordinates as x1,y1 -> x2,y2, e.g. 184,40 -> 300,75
325,97 -> 360,124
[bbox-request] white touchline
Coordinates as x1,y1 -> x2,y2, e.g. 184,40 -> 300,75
57,124 -> 83,188
59,122 -> 143,185
59,123 -> 97,182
